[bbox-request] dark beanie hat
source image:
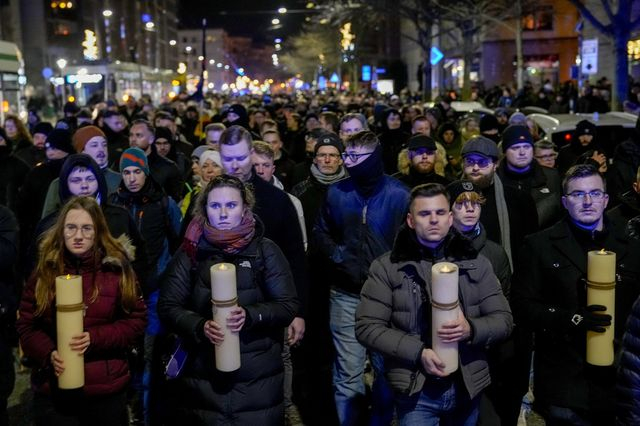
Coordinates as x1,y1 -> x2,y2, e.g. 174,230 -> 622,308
479,114 -> 499,133
33,122 -> 54,136
446,180 -> 480,206
314,132 -> 344,155
155,126 -> 173,143
45,129 -> 74,154
501,125 -> 533,152
407,134 -> 437,151
575,119 -> 596,137
120,147 -> 150,175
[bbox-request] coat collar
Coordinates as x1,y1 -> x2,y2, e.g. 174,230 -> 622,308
547,218 -> 631,273
390,224 -> 478,264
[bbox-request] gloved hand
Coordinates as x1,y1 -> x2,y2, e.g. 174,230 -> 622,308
570,305 -> 612,333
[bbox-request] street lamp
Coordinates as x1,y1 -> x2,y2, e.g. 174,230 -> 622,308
271,18 -> 280,25
169,39 -> 177,46
278,7 -> 287,14
102,9 -> 113,17
56,58 -> 67,105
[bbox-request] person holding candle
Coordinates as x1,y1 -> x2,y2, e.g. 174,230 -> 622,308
158,174 -> 299,425
512,164 -> 640,425
355,183 -> 513,425
16,196 -> 147,426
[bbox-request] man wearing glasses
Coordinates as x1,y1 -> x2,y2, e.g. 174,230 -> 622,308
534,140 -> 558,169
314,131 -> 409,425
512,164 -> 640,425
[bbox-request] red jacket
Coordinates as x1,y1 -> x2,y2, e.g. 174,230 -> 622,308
17,253 -> 146,396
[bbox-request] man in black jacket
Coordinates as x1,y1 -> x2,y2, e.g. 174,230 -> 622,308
513,164 -> 640,424
129,119 -> 184,202
607,165 -> 640,239
219,125 -> 308,348
496,125 -> 563,229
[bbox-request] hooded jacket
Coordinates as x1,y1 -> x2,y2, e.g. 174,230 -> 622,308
355,226 -> 513,399
28,155 -> 151,296
17,249 -> 147,397
618,294 -> 640,424
378,108 -> 410,175
157,218 -> 298,425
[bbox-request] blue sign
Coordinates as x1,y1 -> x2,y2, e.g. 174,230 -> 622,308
375,68 -> 386,74
330,72 -> 340,83
318,76 -> 327,89
362,65 -> 371,82
42,67 -> 54,79
430,47 -> 444,65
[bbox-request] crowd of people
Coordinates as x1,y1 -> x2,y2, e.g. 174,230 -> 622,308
0,86 -> 639,426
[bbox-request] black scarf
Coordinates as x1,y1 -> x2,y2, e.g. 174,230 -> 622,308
346,144 -> 384,198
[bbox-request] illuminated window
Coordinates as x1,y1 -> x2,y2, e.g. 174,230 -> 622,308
53,23 -> 72,36
522,6 -> 553,31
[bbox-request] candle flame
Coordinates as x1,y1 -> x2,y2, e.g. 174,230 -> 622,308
66,274 -> 71,280
440,264 -> 453,273
599,248 -> 606,254
218,264 -> 227,271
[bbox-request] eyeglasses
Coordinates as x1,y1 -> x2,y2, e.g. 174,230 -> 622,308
565,190 -> 606,201
463,157 -> 492,168
341,151 -> 373,162
316,153 -> 341,160
535,154 -> 557,160
64,224 -> 95,239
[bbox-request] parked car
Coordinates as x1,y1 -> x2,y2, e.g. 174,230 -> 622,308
527,112 -> 637,158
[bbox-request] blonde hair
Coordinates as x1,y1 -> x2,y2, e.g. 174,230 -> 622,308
34,197 -> 139,316
454,191 -> 486,205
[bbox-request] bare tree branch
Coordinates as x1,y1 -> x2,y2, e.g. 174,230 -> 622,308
568,0 -> 612,35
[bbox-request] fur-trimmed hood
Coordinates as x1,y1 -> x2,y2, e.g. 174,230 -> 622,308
389,223 -> 478,263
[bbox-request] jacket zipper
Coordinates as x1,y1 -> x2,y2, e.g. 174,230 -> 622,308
359,203 -> 368,283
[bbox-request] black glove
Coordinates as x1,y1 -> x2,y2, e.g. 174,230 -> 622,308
570,305 -> 612,333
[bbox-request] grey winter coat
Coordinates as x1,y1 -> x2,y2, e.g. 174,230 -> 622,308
355,226 -> 513,400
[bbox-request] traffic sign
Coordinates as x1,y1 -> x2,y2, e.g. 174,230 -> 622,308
430,47 -> 444,66
581,38 -> 598,75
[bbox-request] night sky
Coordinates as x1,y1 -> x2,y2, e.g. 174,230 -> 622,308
178,0 -> 311,45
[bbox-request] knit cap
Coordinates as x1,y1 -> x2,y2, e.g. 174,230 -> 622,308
72,125 -> 106,152
32,122 -> 54,137
199,150 -> 222,168
120,147 -> 149,175
44,129 -> 74,154
501,125 -> 533,152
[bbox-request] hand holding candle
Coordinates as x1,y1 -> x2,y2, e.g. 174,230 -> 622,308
210,263 -> 241,372
431,262 -> 460,375
586,249 -> 616,366
55,274 -> 85,389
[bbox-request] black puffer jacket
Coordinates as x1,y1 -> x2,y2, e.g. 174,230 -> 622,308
618,294 -> 640,425
158,220 -> 299,425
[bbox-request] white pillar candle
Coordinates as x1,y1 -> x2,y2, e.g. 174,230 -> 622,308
431,262 -> 459,375
55,274 -> 84,389
586,250 -> 616,366
210,263 -> 241,372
